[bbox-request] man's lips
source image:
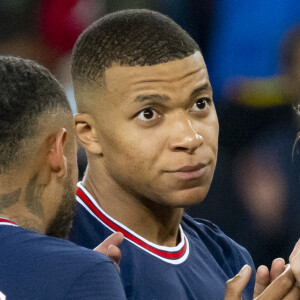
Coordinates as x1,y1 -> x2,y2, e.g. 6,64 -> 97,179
167,163 -> 209,180
174,163 -> 206,172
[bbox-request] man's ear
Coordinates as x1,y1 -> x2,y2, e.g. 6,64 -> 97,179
74,113 -> 102,155
47,128 -> 67,178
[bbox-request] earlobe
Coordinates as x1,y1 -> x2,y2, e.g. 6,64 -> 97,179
74,113 -> 102,155
47,128 -> 67,178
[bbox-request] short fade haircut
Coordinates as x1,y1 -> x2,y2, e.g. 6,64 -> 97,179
0,56 -> 71,173
71,9 -> 200,91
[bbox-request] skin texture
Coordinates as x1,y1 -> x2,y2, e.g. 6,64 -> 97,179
0,122 -> 78,237
0,112 -> 124,264
45,164 -> 77,238
76,51 -> 219,246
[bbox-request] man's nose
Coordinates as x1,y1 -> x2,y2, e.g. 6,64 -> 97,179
168,118 -> 203,154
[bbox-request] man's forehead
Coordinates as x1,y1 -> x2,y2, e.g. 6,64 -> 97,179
104,51 -> 207,89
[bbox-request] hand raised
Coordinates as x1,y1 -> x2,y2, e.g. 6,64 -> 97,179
225,264 -> 299,299
254,258 -> 286,297
224,265 -> 252,300
93,232 -> 124,269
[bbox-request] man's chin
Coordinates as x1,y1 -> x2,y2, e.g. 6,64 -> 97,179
160,186 -> 209,208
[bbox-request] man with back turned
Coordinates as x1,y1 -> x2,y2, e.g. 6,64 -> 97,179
0,56 -> 126,299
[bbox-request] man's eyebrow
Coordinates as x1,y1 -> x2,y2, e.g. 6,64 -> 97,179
190,84 -> 212,99
133,94 -> 170,103
133,84 -> 212,103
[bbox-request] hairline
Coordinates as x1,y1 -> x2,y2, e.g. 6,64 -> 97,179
1,107 -> 74,175
73,51 -> 202,113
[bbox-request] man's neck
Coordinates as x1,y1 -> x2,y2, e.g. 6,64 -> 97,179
0,209 -> 44,233
82,170 -> 184,247
0,176 -> 45,233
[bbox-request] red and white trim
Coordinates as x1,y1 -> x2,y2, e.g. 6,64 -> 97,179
0,218 -> 17,227
76,182 -> 189,264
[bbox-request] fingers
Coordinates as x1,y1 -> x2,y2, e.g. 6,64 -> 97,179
93,232 -> 124,266
224,265 -> 252,300
104,232 -> 124,248
94,232 -> 124,254
107,244 -> 122,265
254,265 -> 270,298
290,239 -> 300,283
93,232 -> 124,253
255,265 -> 295,300
254,258 -> 289,299
100,232 -> 124,250
270,258 -> 286,282
290,239 -> 300,263
290,253 -> 300,283
281,284 -> 300,300
107,245 -> 122,272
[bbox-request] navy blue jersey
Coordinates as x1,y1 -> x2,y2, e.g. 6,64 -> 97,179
0,217 -> 126,299
69,183 -> 256,300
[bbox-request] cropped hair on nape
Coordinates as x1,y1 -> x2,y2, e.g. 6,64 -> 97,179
71,9 -> 200,88
0,56 -> 71,172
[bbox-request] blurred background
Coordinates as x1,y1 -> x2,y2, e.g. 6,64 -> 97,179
1,0 -> 300,269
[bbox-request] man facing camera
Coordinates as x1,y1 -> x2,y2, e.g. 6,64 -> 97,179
69,8 -> 300,300
69,9 -> 256,299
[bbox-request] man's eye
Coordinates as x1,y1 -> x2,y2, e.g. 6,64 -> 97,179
191,98 -> 211,112
137,108 -> 159,121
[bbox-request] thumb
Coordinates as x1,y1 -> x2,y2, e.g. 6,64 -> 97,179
224,265 -> 252,300
107,244 -> 122,268
94,232 -> 124,255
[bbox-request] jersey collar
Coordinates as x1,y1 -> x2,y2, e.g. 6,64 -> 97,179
0,218 -> 17,226
76,182 -> 189,264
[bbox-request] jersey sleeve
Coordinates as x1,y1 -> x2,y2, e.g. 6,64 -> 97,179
224,235 -> 256,300
64,261 -> 126,299
188,216 -> 256,299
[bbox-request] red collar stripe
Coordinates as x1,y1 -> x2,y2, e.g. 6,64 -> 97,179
0,218 -> 16,225
77,187 -> 187,260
